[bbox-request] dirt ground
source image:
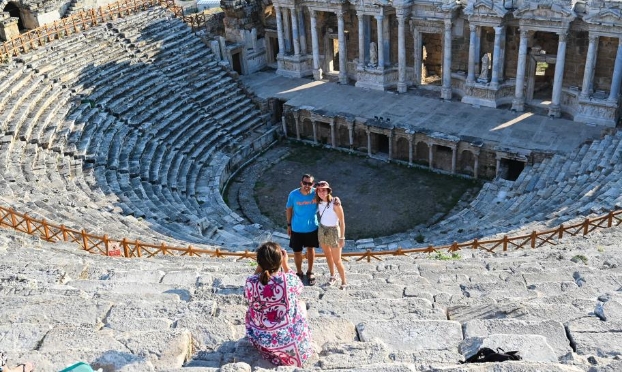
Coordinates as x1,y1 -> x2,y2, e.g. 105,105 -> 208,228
250,142 -> 482,240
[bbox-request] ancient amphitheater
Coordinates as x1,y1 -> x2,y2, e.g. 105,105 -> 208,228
1,1 -> 622,371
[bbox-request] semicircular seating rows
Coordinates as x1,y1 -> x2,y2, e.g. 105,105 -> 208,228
0,6 -> 275,250
368,131 -> 622,250
1,224 -> 621,371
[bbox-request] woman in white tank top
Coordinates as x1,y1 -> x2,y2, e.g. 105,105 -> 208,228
314,181 -> 347,289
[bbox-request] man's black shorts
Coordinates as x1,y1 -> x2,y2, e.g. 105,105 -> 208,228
289,230 -> 319,252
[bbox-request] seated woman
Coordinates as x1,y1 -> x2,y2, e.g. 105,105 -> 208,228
244,242 -> 312,367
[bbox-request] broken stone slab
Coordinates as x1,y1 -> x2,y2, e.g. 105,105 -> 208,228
308,316 -> 357,349
115,329 -> 192,370
39,326 -> 128,352
175,316 -> 242,351
0,295 -> 111,328
460,334 -> 558,362
594,299 -> 622,321
427,362 -> 585,371
566,317 -> 622,358
309,298 -> 445,325
463,319 -> 572,358
105,269 -> 165,282
0,323 -> 50,351
357,320 -> 463,352
447,303 -> 529,323
66,280 -> 193,301
318,341 -> 390,369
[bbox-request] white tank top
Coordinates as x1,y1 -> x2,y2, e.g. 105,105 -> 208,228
318,201 -> 339,226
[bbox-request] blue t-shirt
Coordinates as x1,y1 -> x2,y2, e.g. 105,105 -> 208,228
286,188 -> 318,233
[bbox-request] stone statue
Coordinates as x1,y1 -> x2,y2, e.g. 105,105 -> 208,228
369,41 -> 378,67
477,53 -> 490,83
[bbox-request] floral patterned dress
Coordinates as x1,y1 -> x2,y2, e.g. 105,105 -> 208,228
245,270 -> 312,367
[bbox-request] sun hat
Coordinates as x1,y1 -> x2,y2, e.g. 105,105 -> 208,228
315,181 -> 331,193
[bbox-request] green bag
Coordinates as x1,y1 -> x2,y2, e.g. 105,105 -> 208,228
58,362 -> 95,372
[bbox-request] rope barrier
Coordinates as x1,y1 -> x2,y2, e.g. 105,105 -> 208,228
0,205 -> 620,261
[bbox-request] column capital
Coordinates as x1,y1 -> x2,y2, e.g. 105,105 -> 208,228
494,25 -> 503,34
336,9 -> 344,18
444,18 -> 452,30
520,29 -> 528,38
309,9 -> 316,17
274,4 -> 280,11
375,14 -> 384,21
588,34 -> 599,43
558,31 -> 568,42
469,24 -> 477,32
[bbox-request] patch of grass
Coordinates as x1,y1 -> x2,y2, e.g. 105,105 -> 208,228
429,251 -> 462,260
597,246 -> 605,253
571,254 -> 588,264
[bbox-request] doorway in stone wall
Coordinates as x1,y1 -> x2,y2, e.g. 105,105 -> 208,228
498,158 -> 525,181
3,2 -> 25,30
232,51 -> 243,75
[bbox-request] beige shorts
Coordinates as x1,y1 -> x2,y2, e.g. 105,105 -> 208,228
318,224 -> 341,247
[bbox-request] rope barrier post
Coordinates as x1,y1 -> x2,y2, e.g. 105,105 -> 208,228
24,214 -> 32,234
530,231 -> 536,248
42,219 -> 51,241
103,234 -> 109,255
135,239 -> 142,257
471,238 -> 478,250
161,242 -> 167,255
608,211 -> 613,228
558,224 -> 564,239
122,238 -> 129,257
60,224 -> 68,241
502,235 -> 508,251
10,208 -> 17,228
81,229 -> 89,251
449,241 -> 458,252
187,245 -> 194,257
583,218 -> 590,236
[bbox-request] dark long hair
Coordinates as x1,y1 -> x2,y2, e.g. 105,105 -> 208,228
256,242 -> 283,285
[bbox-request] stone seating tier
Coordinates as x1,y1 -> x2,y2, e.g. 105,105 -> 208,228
1,224 -> 622,371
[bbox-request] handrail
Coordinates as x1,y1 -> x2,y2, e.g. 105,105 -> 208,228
1,205 -> 621,261
0,0 -> 213,61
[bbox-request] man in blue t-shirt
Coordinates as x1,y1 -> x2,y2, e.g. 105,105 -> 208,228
286,173 -> 319,285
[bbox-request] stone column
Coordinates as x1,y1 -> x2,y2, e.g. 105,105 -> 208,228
491,26 -> 502,88
467,24 -> 477,83
312,119 -> 318,144
609,38 -> 622,102
473,151 -> 479,179
512,29 -> 529,111
310,10 -> 322,80
495,157 -> 501,179
294,112 -> 301,140
275,6 -> 285,59
441,19 -> 453,100
428,142 -> 434,169
347,121 -> 354,148
474,26 -> 481,74
283,8 -> 291,54
367,129 -> 372,157
298,9 -> 307,55
451,145 -> 457,174
281,115 -> 288,137
290,7 -> 301,56
408,135 -> 413,165
499,26 -> 506,81
397,14 -> 407,93
581,34 -> 599,99
549,31 -> 568,118
358,12 -> 365,70
376,14 -> 385,69
412,23 -> 422,86
388,131 -> 393,160
330,118 -> 336,148
337,9 -> 348,84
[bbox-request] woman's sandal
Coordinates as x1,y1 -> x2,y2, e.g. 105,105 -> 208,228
307,272 -> 316,286
16,362 -> 35,372
339,283 -> 348,290
328,275 -> 337,286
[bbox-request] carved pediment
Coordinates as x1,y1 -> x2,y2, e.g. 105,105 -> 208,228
583,7 -> 622,26
514,1 -> 576,22
464,0 -> 508,18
